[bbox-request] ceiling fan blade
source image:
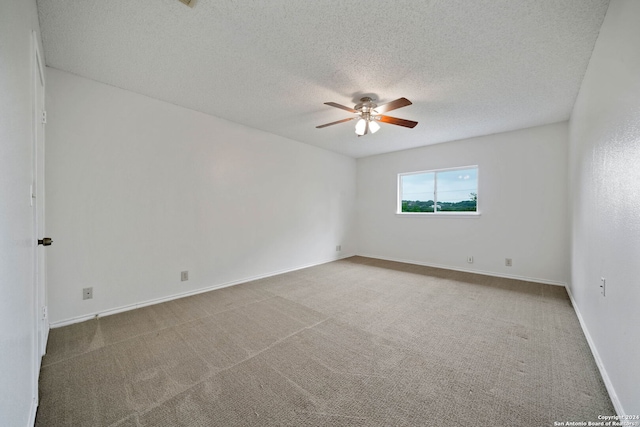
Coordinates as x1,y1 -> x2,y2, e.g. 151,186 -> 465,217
316,117 -> 356,129
324,102 -> 358,113
374,97 -> 412,114
378,115 -> 418,128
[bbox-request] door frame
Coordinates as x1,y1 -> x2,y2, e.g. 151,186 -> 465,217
31,29 -> 48,406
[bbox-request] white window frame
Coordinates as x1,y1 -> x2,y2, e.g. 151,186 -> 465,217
397,165 -> 480,216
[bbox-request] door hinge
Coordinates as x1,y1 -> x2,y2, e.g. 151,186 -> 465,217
41,110 -> 47,124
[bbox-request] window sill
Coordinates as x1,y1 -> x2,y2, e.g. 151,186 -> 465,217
395,212 -> 481,218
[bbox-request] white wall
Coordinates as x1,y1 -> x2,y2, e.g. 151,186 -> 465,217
356,122 -> 569,285
45,68 -> 356,324
568,0 -> 640,415
0,1 -> 44,425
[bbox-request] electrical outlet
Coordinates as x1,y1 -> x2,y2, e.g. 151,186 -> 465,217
181,271 -> 189,281
505,258 -> 512,267
467,256 -> 473,263
336,245 -> 341,252
83,287 -> 93,300
600,277 -> 606,296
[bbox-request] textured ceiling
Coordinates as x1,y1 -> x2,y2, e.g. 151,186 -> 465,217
37,0 -> 610,158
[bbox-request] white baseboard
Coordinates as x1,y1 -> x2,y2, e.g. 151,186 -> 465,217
356,253 -> 567,287
28,396 -> 38,427
43,324 -> 49,355
49,253 -> 355,328
30,326 -> 49,426
564,285 -> 624,416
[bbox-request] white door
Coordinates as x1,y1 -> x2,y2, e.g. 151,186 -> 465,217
32,32 -> 48,383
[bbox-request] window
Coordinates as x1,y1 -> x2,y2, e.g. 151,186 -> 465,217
398,166 -> 478,214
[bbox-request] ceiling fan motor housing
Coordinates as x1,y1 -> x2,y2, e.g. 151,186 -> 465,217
354,97 -> 377,113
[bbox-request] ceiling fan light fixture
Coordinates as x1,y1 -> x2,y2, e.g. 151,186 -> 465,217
318,96 -> 418,136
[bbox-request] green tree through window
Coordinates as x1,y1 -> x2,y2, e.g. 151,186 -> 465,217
399,167 -> 478,214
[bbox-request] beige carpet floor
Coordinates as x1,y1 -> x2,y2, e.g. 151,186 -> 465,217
36,256 -> 614,426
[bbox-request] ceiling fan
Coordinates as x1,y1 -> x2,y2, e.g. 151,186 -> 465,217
316,97 -> 418,136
